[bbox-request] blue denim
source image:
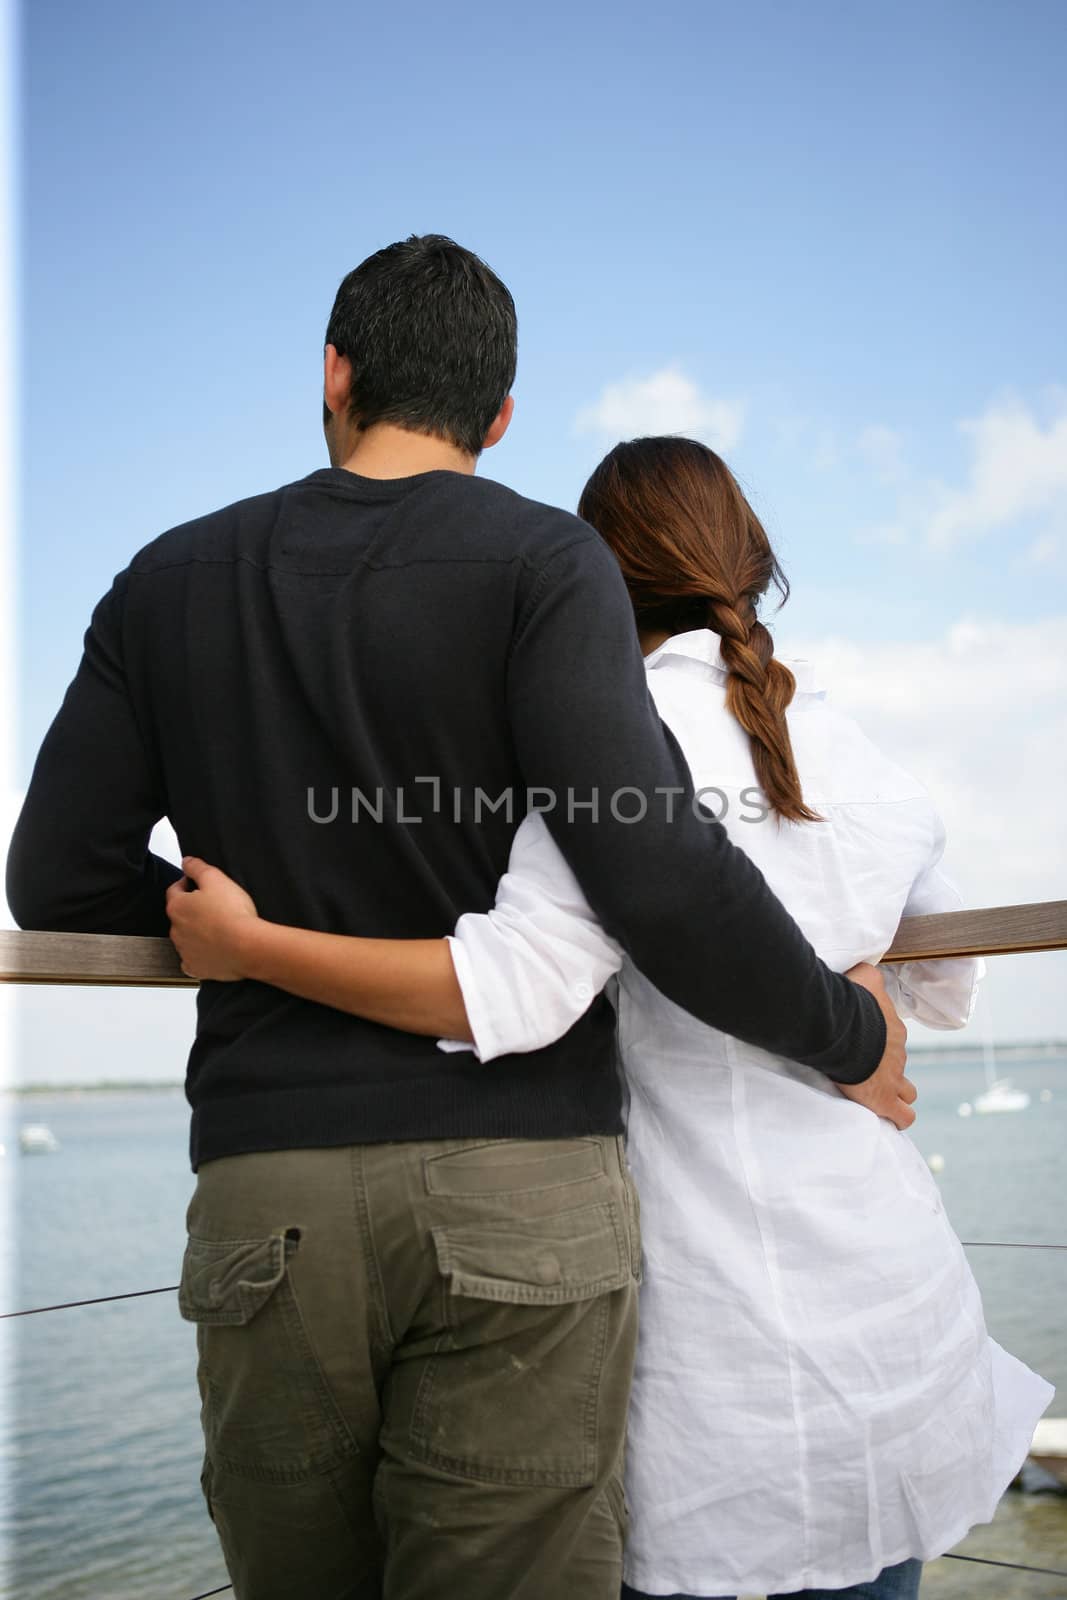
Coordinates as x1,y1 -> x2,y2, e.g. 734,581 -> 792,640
621,1556 -> 923,1600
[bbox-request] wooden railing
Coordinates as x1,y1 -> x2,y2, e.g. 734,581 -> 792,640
881,899 -> 1067,962
0,901 -> 1065,986
0,929 -> 195,986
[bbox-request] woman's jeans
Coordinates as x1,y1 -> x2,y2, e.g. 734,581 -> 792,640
621,1556 -> 923,1600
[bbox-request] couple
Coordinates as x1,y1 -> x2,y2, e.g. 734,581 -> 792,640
8,235 -> 1050,1600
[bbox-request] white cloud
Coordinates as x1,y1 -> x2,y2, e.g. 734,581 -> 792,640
791,615 -> 1067,1044
1022,533 -> 1059,567
574,366 -> 745,452
925,396 -> 1067,550
793,615 -> 1067,906
846,395 -> 1067,556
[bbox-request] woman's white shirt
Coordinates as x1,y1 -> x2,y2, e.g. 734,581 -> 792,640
439,628 -> 1052,1595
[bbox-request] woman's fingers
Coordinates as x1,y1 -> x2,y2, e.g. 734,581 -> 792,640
894,1098 -> 917,1129
176,856 -> 258,919
163,856 -> 258,982
182,856 -> 235,891
894,1075 -> 918,1127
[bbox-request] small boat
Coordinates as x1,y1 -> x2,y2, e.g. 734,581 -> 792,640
972,1036 -> 1029,1114
974,1078 -> 1031,1114
1029,1418 -> 1067,1487
19,1123 -> 60,1154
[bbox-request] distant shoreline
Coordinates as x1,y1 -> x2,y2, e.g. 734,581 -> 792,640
906,1039 -> 1067,1063
3,1041 -> 1066,1094
3,1080 -> 187,1095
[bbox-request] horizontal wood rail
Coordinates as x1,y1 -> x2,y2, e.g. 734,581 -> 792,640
880,899 -> 1067,963
0,930 -> 195,987
0,901 -> 1064,986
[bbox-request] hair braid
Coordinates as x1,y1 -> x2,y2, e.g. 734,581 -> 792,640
578,436 -> 821,825
708,597 -> 821,824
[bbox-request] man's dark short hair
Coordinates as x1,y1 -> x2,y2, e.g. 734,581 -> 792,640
324,235 -> 517,456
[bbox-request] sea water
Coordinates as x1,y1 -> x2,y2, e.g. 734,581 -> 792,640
1,1055 -> 1065,1600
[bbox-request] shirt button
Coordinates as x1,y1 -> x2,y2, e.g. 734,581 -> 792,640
574,981 -> 593,1003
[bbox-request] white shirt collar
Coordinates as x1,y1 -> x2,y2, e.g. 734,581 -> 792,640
644,627 -> 824,695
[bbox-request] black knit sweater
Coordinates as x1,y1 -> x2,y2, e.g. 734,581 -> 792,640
6,467 -> 884,1170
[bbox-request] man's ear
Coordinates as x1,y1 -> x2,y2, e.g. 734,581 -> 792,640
482,394 -> 515,451
323,344 -> 354,418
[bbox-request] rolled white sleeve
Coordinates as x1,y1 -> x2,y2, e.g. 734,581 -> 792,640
437,812 -> 624,1062
879,811 -> 983,1030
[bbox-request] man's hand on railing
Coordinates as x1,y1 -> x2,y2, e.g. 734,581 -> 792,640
839,962 -> 916,1129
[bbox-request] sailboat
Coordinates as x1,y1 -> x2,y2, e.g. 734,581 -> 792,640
973,1037 -> 1030,1114
18,1122 -> 61,1153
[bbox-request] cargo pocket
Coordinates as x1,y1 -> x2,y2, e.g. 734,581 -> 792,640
179,1228 -> 358,1483
424,1137 -> 607,1197
409,1200 -> 633,1486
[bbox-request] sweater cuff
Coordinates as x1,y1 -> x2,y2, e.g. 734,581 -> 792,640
803,982 -> 887,1085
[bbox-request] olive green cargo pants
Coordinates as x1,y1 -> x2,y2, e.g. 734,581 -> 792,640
179,1135 -> 642,1600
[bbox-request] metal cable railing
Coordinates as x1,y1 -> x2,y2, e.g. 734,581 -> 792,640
4,1238 -> 1066,1319
943,1552 -> 1067,1578
962,1240 -> 1067,1250
6,1236 -> 1067,1599
2,908 -> 1065,1596
0,1284 -> 179,1318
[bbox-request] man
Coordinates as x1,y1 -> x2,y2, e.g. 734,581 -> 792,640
7,235 -> 909,1600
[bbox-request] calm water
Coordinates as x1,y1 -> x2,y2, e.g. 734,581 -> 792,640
1,1056 -> 1065,1600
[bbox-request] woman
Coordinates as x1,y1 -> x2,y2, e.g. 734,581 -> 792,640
168,437 -> 1052,1600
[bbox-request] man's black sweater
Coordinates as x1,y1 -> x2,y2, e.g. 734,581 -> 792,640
6,467 -> 885,1169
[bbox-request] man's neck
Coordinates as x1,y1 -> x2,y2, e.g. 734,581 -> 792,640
332,422 -> 477,481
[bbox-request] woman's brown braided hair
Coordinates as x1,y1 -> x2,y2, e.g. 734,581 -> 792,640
578,436 -> 820,824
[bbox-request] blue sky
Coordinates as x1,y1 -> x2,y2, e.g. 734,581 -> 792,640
7,0 -> 1067,1067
